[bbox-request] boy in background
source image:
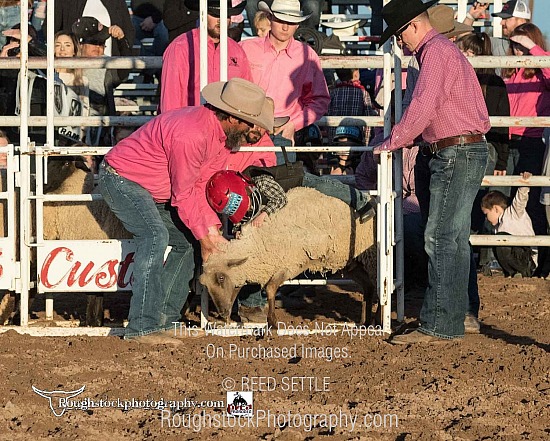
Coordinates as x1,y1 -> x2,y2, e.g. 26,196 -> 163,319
481,172 -> 537,277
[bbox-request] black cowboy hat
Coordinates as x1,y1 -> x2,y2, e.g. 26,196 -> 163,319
378,0 -> 439,46
184,0 -> 246,18
72,17 -> 110,45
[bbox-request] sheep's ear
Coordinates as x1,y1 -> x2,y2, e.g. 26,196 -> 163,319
227,257 -> 248,268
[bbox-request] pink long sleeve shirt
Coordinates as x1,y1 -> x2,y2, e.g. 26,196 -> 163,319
160,28 -> 253,112
377,30 -> 490,152
504,45 -> 550,139
239,36 -> 330,131
105,107 -> 273,240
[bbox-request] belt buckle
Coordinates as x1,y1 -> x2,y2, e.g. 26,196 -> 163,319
420,142 -> 434,157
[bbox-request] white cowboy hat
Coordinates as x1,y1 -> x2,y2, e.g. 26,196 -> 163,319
201,78 -> 288,132
258,0 -> 311,24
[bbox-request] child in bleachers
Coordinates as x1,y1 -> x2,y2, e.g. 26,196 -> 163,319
481,172 -> 537,277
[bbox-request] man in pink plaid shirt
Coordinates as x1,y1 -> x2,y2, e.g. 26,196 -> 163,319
372,0 -> 490,344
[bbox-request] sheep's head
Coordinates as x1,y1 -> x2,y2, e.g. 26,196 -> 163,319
200,257 -> 248,321
43,156 -> 91,193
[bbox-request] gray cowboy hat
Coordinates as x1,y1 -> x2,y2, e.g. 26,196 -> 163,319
202,78 -> 289,132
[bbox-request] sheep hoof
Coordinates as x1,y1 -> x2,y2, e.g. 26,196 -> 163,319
238,305 -> 267,324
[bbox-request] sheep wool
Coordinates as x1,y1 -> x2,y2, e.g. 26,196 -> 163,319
209,187 -> 376,287
42,163 -> 131,240
202,187 -> 377,325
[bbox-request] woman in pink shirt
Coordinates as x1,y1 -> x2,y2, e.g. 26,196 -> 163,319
502,23 -> 550,255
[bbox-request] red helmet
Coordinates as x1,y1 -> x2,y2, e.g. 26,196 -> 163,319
206,170 -> 260,223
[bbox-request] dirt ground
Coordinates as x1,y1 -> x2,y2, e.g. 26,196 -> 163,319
0,273 -> 549,440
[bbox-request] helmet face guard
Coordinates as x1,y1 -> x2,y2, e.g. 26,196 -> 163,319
206,170 -> 259,224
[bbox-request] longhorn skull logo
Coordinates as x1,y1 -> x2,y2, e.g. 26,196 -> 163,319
32,385 -> 86,417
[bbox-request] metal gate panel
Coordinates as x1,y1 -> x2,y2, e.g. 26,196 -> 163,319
0,144 -> 18,291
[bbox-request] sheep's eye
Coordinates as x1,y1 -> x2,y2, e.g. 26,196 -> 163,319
216,273 -> 225,285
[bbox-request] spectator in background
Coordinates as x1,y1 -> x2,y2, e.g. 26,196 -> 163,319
0,1 -> 33,48
160,0 -> 251,111
327,68 -> 378,143
240,0 -> 330,163
162,0 -> 198,43
456,32 -> 510,187
228,0 -> 246,42
0,24 -> 49,144
481,173 -> 537,278
253,11 -> 270,38
502,22 -> 550,275
131,0 -> 169,81
328,123 -> 364,176
72,19 -> 118,146
455,32 -> 511,282
44,0 -> 134,59
31,0 -> 47,40
463,0 -> 531,59
54,31 -> 90,143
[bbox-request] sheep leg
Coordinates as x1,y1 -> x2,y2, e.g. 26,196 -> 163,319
265,270 -> 289,331
346,267 -> 375,326
85,294 -> 104,327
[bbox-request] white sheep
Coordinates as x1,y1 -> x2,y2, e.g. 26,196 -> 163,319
42,157 -> 131,241
200,187 -> 377,328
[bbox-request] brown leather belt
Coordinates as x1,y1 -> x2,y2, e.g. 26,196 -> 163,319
103,160 -> 119,176
422,133 -> 485,156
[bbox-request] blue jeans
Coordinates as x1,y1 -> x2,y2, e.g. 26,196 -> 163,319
420,142 -> 488,339
0,5 -> 20,48
98,161 -> 196,338
302,172 -> 371,212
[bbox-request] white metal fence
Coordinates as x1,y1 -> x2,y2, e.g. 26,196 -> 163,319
0,0 -> 548,336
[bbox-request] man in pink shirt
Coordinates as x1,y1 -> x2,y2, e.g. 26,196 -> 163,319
239,0 -> 330,162
159,0 -> 252,111
372,0 -> 490,344
99,78 -> 287,345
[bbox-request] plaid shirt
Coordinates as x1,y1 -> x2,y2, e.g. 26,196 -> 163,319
378,30 -> 490,152
252,174 -> 288,216
328,82 -> 378,142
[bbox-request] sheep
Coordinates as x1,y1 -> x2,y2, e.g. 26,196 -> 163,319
42,156 -> 131,241
200,187 -> 378,329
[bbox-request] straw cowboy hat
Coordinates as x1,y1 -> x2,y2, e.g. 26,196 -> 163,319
201,78 -> 289,132
258,0 -> 311,24
184,0 -> 247,18
379,0 -> 439,46
428,5 -> 473,39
